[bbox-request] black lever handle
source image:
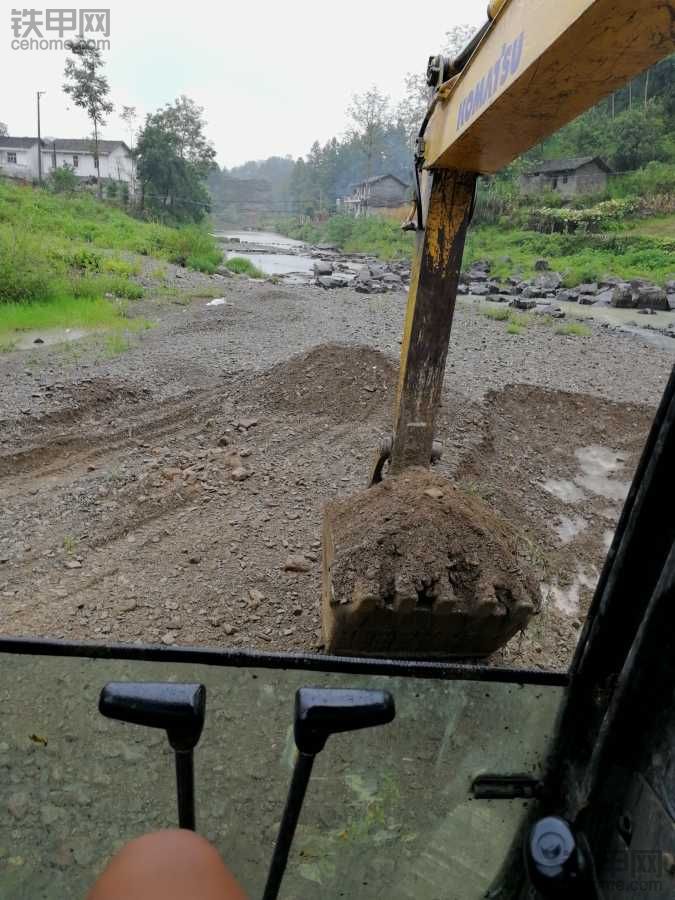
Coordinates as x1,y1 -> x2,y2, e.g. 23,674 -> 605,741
99,682 -> 206,830
262,687 -> 395,900
295,687 -> 395,754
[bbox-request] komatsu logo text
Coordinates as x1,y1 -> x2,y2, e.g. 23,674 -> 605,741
456,31 -> 525,130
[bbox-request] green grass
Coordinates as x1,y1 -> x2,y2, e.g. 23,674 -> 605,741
272,214 -> 413,260
276,208 -> 674,284
481,306 -> 511,321
104,333 -> 132,356
0,335 -> 18,352
0,180 -> 222,336
0,294 -> 152,338
481,306 -> 532,334
623,214 -> 675,240
555,322 -> 592,337
0,178 -> 223,335
0,180 -> 222,271
224,256 -> 265,278
102,257 -> 141,277
464,225 -> 674,286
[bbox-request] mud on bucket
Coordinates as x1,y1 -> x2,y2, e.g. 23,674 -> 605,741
322,468 -> 540,659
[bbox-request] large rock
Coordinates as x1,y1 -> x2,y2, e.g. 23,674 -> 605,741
317,275 -> 348,289
665,280 -> 675,294
577,283 -> 599,296
594,289 -> 614,307
469,259 -> 491,274
486,294 -> 512,304
313,261 -> 334,276
557,289 -> 579,303
511,297 -> 537,310
533,271 -> 563,291
469,283 -> 490,296
634,283 -> 669,311
466,270 -> 489,283
668,294 -> 675,311
611,283 -> 636,308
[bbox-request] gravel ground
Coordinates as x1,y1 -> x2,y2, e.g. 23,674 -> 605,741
1,268 -> 673,671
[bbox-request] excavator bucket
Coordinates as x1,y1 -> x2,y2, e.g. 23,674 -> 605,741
322,468 -> 539,658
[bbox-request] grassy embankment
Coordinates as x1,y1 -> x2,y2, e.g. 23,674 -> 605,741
0,179 -> 223,343
275,212 -> 674,286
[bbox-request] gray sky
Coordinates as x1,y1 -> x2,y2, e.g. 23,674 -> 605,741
2,0 -> 484,168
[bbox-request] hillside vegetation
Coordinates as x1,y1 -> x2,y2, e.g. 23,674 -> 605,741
0,179 -> 222,333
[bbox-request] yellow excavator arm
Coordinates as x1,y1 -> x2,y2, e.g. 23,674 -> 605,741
425,0 -> 674,174
323,0 -> 674,658
388,0 -> 675,477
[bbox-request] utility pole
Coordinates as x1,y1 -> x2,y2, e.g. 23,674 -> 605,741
36,91 -> 45,184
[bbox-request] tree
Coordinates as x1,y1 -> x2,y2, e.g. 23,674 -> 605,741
120,105 -> 138,193
63,40 -> 113,192
120,105 -> 137,149
348,86 -> 391,179
147,95 -> 216,175
396,72 -> 431,152
0,122 -> 7,137
442,24 -> 479,58
135,118 -> 210,223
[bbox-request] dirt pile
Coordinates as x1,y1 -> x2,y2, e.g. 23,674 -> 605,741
251,344 -> 397,421
322,468 -> 540,659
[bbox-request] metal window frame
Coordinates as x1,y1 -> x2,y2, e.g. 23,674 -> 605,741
0,635 -> 567,686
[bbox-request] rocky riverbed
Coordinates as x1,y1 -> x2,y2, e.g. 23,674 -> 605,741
0,238 -> 674,674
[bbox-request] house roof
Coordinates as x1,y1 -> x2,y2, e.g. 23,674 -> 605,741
353,173 -> 409,188
0,136 -> 130,154
525,156 -> 612,176
51,139 -> 130,154
0,136 -> 42,149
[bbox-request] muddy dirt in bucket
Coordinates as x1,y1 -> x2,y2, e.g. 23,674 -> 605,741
322,468 -> 540,659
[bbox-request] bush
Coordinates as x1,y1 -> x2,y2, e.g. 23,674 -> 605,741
57,246 -> 103,272
105,180 -> 118,199
0,229 -> 60,302
102,256 -> 141,277
224,256 -> 264,278
47,165 -> 78,194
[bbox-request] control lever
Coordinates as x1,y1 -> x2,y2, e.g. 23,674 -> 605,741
262,687 -> 395,900
99,681 -> 206,831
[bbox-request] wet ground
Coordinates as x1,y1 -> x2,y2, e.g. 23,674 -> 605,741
1,263 -> 673,672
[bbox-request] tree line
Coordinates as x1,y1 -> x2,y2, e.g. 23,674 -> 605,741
208,28 -> 674,221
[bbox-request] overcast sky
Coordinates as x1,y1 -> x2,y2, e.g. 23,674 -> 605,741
2,0 -> 485,168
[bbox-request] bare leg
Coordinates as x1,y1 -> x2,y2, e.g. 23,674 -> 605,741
87,829 -> 249,900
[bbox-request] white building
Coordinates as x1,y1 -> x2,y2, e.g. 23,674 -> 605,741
0,136 -> 133,185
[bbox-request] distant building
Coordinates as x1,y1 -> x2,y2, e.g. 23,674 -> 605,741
520,156 -> 611,197
0,136 -> 133,185
340,174 -> 410,218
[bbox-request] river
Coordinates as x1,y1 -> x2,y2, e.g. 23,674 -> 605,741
213,229 -> 315,277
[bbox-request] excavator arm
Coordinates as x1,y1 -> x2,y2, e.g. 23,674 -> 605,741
388,0 -> 675,474
323,0 -> 674,660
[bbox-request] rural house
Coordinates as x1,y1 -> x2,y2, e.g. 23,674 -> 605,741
340,174 -> 410,218
0,136 -> 133,185
520,156 -> 611,197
